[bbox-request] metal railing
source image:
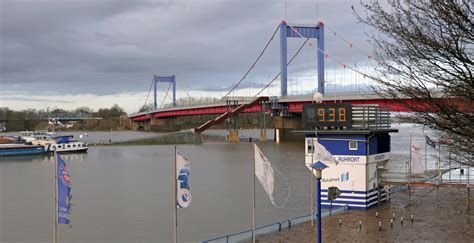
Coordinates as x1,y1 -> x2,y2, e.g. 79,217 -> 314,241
222,96 -> 257,102
201,205 -> 348,243
351,105 -> 391,130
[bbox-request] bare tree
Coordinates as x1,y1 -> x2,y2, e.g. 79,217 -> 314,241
356,0 -> 474,166
138,103 -> 155,113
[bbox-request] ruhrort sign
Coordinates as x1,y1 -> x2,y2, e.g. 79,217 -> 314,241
302,103 -> 352,128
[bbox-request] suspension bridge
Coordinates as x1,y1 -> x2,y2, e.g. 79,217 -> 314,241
128,20 -> 439,142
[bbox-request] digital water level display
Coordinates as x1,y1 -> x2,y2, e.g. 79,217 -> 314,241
302,103 -> 352,128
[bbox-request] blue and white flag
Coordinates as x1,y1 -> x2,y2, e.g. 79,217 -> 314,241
56,153 -> 72,225
305,140 -> 337,171
176,151 -> 191,208
254,144 -> 276,206
254,144 -> 291,208
425,135 -> 436,148
411,137 -> 424,174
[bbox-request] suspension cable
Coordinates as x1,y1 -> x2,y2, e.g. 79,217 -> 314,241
182,88 -> 193,99
223,24 -> 280,97
287,23 -> 385,83
324,24 -> 375,60
142,78 -> 154,111
159,82 -> 172,109
253,36 -> 311,97
324,24 -> 404,83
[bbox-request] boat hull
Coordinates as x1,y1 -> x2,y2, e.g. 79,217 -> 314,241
0,145 -> 46,156
56,147 -> 88,153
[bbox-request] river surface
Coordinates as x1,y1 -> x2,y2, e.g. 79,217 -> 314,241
0,124 -> 469,242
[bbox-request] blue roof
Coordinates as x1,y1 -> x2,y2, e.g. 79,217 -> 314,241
310,161 -> 328,170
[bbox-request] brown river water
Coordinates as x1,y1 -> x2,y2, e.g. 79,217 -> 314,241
0,125 -> 467,242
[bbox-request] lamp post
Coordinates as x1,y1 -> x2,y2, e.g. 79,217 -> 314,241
311,92 -> 323,228
310,161 -> 328,243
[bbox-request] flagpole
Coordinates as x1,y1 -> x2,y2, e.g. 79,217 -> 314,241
438,142 -> 441,184
409,135 -> 412,200
174,146 -> 177,243
311,138 -> 315,228
409,134 -> 412,182
424,137 -> 427,172
53,151 -> 58,243
252,143 -> 256,243
449,150 -> 452,183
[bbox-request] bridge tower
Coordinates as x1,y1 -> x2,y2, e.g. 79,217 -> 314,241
280,21 -> 325,96
153,75 -> 176,109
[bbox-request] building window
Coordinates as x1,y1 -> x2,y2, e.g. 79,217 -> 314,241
307,145 -> 314,154
306,138 -> 315,154
349,140 -> 358,151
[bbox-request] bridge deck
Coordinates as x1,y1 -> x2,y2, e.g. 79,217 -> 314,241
128,92 -> 444,122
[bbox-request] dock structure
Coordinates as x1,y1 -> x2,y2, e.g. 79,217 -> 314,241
301,103 -> 398,210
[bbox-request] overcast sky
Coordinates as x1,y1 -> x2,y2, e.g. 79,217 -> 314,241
0,0 -> 375,113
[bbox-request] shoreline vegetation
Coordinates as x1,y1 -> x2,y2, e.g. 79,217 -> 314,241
95,131 -> 238,146
0,105 -> 129,131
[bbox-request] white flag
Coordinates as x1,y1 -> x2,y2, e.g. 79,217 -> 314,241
410,138 -> 424,174
254,144 -> 276,206
306,139 -> 337,170
176,151 -> 192,208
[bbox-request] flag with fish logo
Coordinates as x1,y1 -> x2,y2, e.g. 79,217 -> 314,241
176,151 -> 192,208
57,153 -> 72,225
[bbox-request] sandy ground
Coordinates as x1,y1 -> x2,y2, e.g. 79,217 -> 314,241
251,186 -> 474,243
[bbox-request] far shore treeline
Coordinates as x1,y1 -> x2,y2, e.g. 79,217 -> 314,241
0,105 -> 129,132
0,103 -> 276,132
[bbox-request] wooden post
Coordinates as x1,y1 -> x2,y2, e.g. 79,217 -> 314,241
467,187 -> 471,216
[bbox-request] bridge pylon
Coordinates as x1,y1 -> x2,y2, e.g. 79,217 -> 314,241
280,21 -> 325,96
153,75 -> 176,109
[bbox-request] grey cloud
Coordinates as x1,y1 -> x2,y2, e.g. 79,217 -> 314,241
0,96 -> 74,104
1,0 -> 374,97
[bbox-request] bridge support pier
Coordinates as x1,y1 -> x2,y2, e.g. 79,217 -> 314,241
226,100 -> 240,142
227,131 -> 240,142
260,101 -> 267,142
273,116 -> 304,142
260,130 -> 267,142
150,117 -> 181,132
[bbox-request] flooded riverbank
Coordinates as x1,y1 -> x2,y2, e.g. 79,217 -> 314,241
253,186 -> 474,242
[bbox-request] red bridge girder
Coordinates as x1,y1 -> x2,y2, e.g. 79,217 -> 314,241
130,98 -> 434,122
